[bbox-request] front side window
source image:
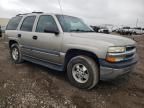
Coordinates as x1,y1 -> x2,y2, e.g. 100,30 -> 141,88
20,16 -> 36,32
6,16 -> 22,30
36,15 -> 58,33
56,15 -> 93,32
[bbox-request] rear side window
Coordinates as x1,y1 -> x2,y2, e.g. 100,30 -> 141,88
6,16 -> 22,30
20,16 -> 36,32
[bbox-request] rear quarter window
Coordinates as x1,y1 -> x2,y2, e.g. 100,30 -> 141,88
6,16 -> 22,30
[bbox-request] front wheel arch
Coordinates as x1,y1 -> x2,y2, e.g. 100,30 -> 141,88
64,49 -> 100,72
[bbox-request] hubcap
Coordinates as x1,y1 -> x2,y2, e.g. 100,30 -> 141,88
12,48 -> 19,61
72,63 -> 89,83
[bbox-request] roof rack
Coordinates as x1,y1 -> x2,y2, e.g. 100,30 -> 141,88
16,12 -> 44,16
16,13 -> 29,16
32,11 -> 43,14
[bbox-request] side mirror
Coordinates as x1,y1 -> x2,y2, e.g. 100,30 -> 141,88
44,26 -> 59,35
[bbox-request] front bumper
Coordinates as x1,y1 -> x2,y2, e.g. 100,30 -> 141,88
100,58 -> 137,80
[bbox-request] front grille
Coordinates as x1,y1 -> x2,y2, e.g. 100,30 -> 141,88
126,54 -> 134,58
126,46 -> 135,51
125,46 -> 136,60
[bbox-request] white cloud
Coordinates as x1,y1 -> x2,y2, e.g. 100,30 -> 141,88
0,0 -> 143,27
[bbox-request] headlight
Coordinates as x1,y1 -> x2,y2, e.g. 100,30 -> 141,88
106,46 -> 126,62
108,47 -> 126,53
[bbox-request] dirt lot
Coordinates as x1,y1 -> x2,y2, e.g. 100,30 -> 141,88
0,35 -> 144,108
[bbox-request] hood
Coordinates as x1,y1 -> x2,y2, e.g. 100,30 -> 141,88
71,33 -> 136,46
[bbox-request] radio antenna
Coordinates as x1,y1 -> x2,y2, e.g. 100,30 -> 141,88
58,0 -> 64,15
57,0 -> 66,33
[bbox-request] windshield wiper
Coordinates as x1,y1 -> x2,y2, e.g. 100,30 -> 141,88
70,29 -> 94,32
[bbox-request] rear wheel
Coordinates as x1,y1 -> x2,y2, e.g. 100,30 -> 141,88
10,43 -> 23,64
67,55 -> 99,89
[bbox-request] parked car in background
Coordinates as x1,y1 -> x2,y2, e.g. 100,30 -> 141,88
133,27 -> 143,35
0,26 -> 2,37
98,27 -> 110,34
1,26 -> 6,33
111,26 -> 119,32
90,26 -> 100,32
142,28 -> 144,34
116,27 -> 143,35
129,28 -> 137,35
91,25 -> 111,34
91,25 -> 118,34
119,27 -> 133,35
5,12 -> 137,89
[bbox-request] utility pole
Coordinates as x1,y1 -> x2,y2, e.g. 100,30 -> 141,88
136,18 -> 139,27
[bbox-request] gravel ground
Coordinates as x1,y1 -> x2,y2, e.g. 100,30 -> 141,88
0,34 -> 144,108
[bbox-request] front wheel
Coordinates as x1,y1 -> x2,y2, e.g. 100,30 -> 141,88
67,55 -> 99,89
10,43 -> 23,64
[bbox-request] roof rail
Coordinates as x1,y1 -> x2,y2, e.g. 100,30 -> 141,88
16,13 -> 31,16
32,11 -> 43,14
16,12 -> 43,16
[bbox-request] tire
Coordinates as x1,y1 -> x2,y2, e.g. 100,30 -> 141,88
67,55 -> 99,89
10,43 -> 23,64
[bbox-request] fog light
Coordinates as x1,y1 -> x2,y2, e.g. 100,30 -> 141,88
106,56 -> 116,63
106,56 -> 125,63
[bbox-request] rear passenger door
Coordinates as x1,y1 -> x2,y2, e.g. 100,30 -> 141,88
18,16 -> 36,56
6,16 -> 22,43
32,15 -> 62,64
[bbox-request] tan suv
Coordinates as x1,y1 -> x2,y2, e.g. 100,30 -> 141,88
5,12 -> 137,89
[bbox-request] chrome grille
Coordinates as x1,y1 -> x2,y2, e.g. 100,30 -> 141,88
125,46 -> 136,60
126,46 -> 135,51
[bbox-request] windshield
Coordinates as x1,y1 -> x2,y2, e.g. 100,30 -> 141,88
56,15 -> 94,32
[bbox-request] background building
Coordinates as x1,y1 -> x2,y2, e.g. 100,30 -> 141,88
0,18 -> 9,27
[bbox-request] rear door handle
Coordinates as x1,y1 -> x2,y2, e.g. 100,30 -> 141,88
32,36 -> 38,40
18,34 -> 21,38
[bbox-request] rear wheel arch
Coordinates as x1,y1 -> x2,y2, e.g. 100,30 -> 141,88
9,40 -> 18,48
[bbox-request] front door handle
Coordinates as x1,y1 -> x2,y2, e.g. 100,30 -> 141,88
32,36 -> 38,40
18,34 -> 21,38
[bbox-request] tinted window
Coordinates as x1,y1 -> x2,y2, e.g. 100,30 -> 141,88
20,16 -> 36,31
6,16 -> 22,30
36,15 -> 58,33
